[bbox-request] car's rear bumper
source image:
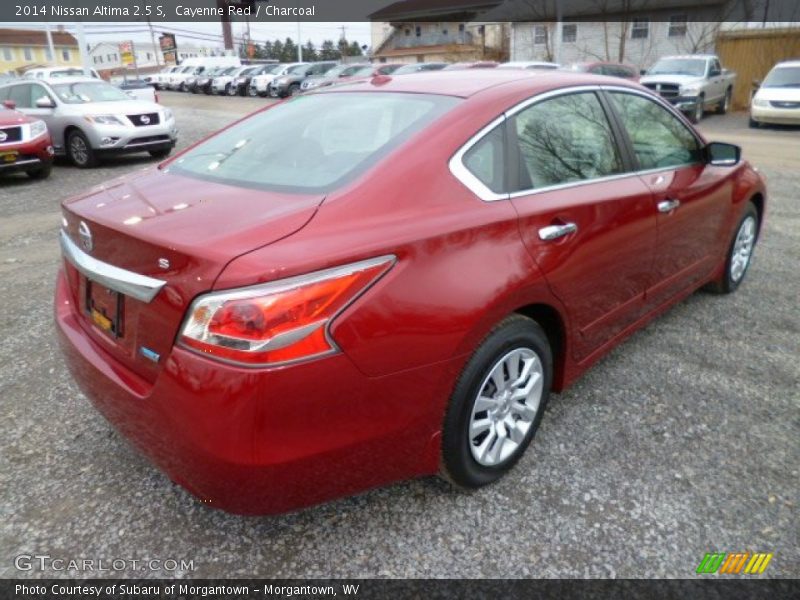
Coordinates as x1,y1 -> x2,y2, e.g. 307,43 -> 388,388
0,134 -> 54,172
751,105 -> 800,125
54,269 -> 449,514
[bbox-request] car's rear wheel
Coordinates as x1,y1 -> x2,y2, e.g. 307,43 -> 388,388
288,83 -> 301,97
707,202 -> 759,294
227,83 -> 238,96
66,130 -> 98,168
247,84 -> 258,97
26,163 -> 52,179
717,88 -> 732,114
441,315 -> 552,488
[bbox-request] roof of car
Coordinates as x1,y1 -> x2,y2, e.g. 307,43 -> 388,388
324,68 -> 639,99
774,59 -> 800,68
39,76 -> 101,84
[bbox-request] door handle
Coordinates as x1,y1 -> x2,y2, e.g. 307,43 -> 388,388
538,222 -> 577,241
657,199 -> 681,213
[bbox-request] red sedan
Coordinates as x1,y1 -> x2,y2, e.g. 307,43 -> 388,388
55,70 -> 766,514
0,99 -> 54,179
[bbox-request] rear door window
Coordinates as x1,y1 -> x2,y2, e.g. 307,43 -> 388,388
511,91 -> 623,190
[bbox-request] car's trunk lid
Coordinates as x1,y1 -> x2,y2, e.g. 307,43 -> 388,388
60,170 -> 323,383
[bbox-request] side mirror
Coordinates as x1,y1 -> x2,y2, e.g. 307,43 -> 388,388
35,96 -> 55,109
752,79 -> 761,88
640,69 -> 647,76
705,142 -> 741,166
3,99 -> 16,110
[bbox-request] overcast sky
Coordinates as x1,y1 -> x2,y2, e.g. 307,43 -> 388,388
3,21 -> 374,50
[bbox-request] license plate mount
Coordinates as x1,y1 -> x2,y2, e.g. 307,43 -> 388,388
86,279 -> 123,338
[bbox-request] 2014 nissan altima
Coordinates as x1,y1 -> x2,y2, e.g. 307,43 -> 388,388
55,70 -> 766,514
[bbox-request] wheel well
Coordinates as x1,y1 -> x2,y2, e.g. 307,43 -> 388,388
749,192 -> 765,238
63,125 -> 82,145
514,303 -> 567,390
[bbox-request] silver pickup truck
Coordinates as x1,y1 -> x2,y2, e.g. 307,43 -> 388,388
640,54 -> 736,122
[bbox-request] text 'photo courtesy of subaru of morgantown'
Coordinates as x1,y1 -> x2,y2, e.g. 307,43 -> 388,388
0,77 -> 177,168
55,69 -> 766,515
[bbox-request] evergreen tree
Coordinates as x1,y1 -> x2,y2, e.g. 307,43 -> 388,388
271,39 -> 284,61
348,41 -> 363,57
282,37 -> 298,62
303,40 -> 318,62
263,40 -> 273,59
319,40 -> 339,60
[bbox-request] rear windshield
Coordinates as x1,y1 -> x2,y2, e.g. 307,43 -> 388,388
169,92 -> 459,193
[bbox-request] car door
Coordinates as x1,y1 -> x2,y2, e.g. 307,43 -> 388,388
508,90 -> 657,361
605,89 -> 732,307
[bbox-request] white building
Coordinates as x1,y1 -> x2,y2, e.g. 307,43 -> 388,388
89,41 -> 220,72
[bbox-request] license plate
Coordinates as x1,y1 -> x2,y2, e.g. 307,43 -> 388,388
86,280 -> 123,338
1,151 -> 18,163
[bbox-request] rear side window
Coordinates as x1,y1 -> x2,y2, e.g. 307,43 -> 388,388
463,124 -> 506,194
608,92 -> 702,170
512,91 -> 623,190
170,92 -> 459,193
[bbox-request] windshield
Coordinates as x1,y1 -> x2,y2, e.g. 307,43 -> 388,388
394,65 -> 422,75
169,92 -> 459,193
49,68 -> 86,78
322,65 -> 350,78
349,66 -> 375,77
648,58 -> 706,77
763,66 -> 800,88
51,81 -> 132,103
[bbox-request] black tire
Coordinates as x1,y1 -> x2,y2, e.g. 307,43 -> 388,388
66,130 -> 98,168
717,88 -> 732,115
26,163 -> 52,179
441,315 -> 552,488
707,202 -> 759,294
178,82 -> 185,92
748,117 -> 760,128
690,94 -> 704,123
149,147 -> 173,160
288,83 -> 300,97
227,83 -> 238,96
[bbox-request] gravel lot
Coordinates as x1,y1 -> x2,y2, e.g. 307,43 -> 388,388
1,92 -> 798,579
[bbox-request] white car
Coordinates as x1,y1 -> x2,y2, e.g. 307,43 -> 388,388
146,66 -> 180,90
251,63 -> 307,97
25,67 -> 101,79
750,60 -> 800,127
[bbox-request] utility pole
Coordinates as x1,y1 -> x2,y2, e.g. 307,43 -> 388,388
297,21 -> 302,61
218,0 -> 234,52
75,21 -> 91,77
147,16 -> 161,67
553,2 -> 563,65
44,23 -> 56,64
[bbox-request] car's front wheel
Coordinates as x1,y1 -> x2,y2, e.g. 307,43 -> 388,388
708,202 -> 759,294
717,88 -> 732,114
66,130 -> 98,168
441,315 -> 552,488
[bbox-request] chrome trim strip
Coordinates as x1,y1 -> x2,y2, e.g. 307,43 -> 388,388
449,83 -> 706,203
0,158 -> 41,169
123,139 -> 172,150
59,230 -> 166,303
448,114 -> 508,202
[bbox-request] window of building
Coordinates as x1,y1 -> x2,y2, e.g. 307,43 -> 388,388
45,48 -> 53,61
459,24 -> 465,32
562,23 -> 577,43
23,47 -> 33,61
62,49 -> 70,61
2,47 -> 12,61
668,15 -> 688,37
415,26 -> 421,37
534,24 -> 548,45
513,92 -> 623,190
147,52 -> 152,60
442,28 -> 448,36
404,29 -> 410,36
631,19 -> 649,40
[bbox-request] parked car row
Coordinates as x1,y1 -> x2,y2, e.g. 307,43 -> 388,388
0,76 -> 178,180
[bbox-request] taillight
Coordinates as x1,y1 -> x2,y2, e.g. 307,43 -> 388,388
179,256 -> 395,366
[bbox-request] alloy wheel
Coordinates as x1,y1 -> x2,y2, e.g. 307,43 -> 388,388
468,347 -> 544,467
730,215 -> 756,282
70,136 -> 89,165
